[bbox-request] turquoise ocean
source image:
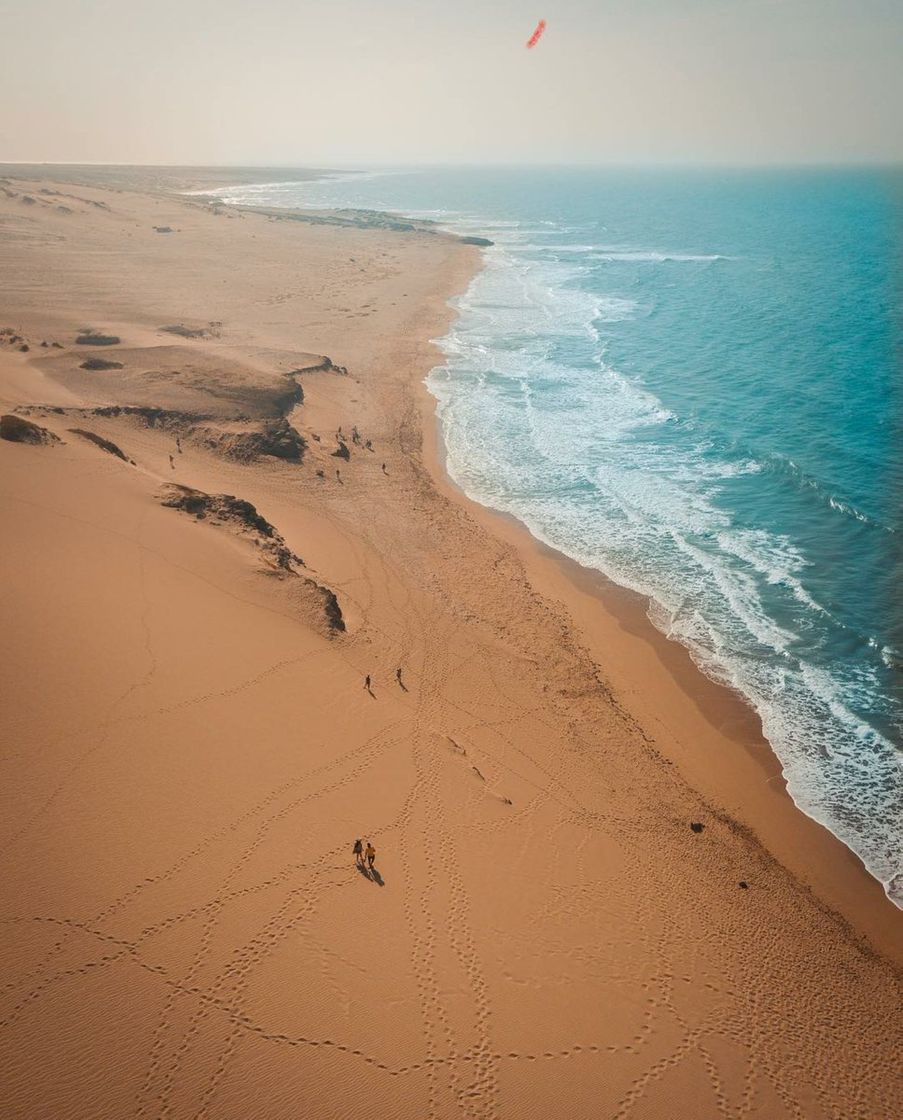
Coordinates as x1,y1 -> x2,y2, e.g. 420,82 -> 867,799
207,168 -> 902,904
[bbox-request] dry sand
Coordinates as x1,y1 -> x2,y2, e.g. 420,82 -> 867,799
0,170 -> 900,1119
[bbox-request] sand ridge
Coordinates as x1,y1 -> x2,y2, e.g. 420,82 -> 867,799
0,172 -> 900,1119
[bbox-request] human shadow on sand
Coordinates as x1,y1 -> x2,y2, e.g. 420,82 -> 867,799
356,862 -> 385,887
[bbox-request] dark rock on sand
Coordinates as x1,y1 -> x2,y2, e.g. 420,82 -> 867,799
76,333 -> 120,346
273,376 -> 304,414
89,404 -> 200,427
68,428 -> 132,462
160,484 -> 345,632
0,414 -> 61,445
211,418 -> 306,462
71,405 -> 304,464
292,357 -> 334,374
153,226 -> 174,233
460,236 -> 494,247
80,358 -> 124,371
289,357 -> 348,377
161,484 -> 301,570
739,881 -> 749,889
316,586 -> 345,632
690,822 -> 705,834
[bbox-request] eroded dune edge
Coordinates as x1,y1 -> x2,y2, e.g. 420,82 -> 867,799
0,170 -> 900,1120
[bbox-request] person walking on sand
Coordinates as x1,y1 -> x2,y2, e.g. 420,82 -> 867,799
364,674 -> 371,691
395,667 -> 403,686
365,841 -> 376,871
353,838 -> 364,868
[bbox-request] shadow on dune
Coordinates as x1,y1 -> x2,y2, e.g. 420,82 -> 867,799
356,861 -> 384,886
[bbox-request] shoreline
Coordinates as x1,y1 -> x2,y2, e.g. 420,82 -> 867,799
415,284 -> 902,956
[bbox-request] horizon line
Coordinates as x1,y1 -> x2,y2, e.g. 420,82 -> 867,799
2,158 -> 902,171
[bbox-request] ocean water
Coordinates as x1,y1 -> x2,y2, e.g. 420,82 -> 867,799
208,168 -> 903,903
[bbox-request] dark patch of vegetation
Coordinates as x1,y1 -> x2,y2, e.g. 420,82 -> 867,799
76,333 -> 120,346
90,404 -> 203,427
80,358 -> 124,371
160,324 -> 207,338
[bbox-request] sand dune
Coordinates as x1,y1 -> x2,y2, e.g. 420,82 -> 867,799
0,172 -> 900,1119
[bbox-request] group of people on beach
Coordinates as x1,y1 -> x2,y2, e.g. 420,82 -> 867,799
363,667 -> 404,693
337,424 -> 374,453
353,838 -> 376,872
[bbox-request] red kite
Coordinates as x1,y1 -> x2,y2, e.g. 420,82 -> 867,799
526,19 -> 547,49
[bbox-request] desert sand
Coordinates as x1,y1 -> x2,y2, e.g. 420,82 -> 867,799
0,169 -> 900,1119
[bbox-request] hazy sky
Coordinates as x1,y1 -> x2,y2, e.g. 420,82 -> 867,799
1,0 -> 901,165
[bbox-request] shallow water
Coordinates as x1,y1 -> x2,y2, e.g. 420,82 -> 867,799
209,167 -> 903,903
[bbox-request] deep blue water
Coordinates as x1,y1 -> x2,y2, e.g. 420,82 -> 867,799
209,168 -> 902,902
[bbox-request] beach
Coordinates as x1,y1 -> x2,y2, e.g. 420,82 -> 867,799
0,168 -> 900,1119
